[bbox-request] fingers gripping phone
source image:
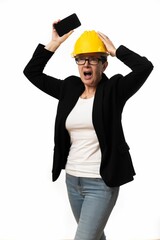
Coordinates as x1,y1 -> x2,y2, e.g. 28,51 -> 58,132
54,13 -> 81,36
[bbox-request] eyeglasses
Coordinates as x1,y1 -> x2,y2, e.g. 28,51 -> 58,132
75,56 -> 106,65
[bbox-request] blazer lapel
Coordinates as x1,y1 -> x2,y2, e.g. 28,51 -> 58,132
92,74 -> 108,152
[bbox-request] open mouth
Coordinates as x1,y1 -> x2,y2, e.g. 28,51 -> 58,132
83,71 -> 92,79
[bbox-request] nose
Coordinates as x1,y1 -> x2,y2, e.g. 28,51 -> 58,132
84,59 -> 90,66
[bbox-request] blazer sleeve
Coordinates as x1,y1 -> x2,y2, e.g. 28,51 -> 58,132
23,44 -> 63,99
115,45 -> 154,101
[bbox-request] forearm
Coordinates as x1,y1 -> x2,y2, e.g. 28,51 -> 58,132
116,45 -> 154,101
116,45 -> 153,73
23,44 -> 62,98
23,44 -> 54,79
23,21 -> 73,97
45,40 -> 61,52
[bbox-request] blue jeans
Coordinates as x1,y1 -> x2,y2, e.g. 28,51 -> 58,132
66,173 -> 119,240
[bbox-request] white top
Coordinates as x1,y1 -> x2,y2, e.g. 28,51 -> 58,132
65,96 -> 101,178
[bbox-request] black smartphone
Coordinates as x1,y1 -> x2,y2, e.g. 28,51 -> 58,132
54,13 -> 81,36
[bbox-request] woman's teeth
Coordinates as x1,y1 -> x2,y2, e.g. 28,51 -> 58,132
84,72 -> 92,76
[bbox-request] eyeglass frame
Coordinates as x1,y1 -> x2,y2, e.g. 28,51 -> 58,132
75,56 -> 107,65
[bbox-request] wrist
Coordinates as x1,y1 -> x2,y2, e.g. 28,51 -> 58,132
109,48 -> 116,57
45,40 -> 61,52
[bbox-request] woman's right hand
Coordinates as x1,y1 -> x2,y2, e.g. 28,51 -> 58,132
45,20 -> 73,52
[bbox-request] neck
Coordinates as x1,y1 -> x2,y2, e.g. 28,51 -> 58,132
81,87 -> 96,99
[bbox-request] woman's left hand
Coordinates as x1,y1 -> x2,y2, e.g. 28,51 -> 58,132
97,32 -> 117,57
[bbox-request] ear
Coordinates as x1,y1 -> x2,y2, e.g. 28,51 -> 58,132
102,61 -> 108,72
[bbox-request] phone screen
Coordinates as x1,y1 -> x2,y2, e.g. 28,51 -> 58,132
54,13 -> 81,36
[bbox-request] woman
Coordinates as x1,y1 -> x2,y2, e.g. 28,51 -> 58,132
23,21 -> 153,240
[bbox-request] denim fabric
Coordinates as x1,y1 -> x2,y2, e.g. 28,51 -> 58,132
66,173 -> 119,240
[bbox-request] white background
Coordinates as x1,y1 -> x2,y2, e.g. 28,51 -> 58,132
0,0 -> 160,239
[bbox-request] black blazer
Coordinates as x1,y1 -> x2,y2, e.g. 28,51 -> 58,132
23,44 -> 153,187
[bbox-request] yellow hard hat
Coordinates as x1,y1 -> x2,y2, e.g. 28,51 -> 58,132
72,30 -> 107,57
